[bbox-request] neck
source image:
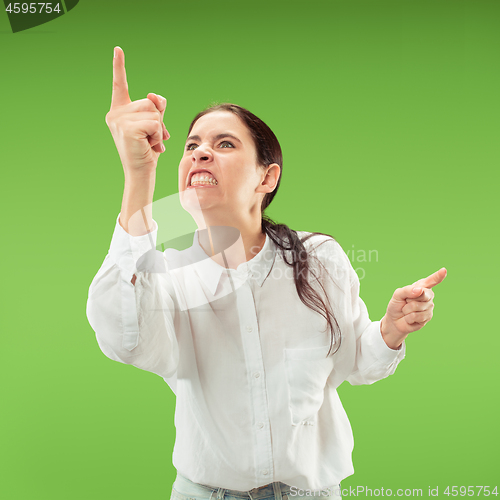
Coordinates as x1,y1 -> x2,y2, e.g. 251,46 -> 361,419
193,209 -> 266,270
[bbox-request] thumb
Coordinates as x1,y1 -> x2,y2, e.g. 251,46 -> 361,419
392,284 -> 425,303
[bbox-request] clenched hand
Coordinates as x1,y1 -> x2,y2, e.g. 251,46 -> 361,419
105,46 -> 170,176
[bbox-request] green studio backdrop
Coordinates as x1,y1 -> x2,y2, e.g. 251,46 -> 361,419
1,0 -> 498,498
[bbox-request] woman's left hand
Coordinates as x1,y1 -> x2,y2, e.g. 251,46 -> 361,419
380,268 -> 447,350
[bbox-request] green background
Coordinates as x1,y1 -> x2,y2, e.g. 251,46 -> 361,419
1,0 -> 498,498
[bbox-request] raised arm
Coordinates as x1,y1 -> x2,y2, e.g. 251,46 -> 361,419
86,46 -> 178,380
106,45 -> 169,238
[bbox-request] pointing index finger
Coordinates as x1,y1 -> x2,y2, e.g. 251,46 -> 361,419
111,46 -> 131,108
414,267 -> 447,289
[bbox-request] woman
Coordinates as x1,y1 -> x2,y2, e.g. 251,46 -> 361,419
87,46 -> 446,499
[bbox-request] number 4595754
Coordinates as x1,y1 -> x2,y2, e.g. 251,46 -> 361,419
5,3 -> 62,14
444,486 -> 498,497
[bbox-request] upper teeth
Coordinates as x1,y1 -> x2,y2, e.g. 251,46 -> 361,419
191,173 -> 218,185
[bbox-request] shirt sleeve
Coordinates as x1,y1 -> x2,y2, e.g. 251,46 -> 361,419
86,213 -> 179,379
345,253 -> 406,386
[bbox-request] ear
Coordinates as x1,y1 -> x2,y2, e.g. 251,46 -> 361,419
257,163 -> 281,194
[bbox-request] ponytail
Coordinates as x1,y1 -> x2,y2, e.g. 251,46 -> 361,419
262,214 -> 341,357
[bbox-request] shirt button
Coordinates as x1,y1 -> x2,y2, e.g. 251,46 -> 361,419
246,325 -> 253,332
262,470 -> 269,476
254,372 -> 260,378
257,422 -> 264,429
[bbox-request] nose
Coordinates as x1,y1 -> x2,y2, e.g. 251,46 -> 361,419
192,145 -> 213,163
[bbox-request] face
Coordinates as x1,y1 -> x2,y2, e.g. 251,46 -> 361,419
178,111 -> 270,219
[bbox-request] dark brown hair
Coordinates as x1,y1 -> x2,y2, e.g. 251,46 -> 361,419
187,103 -> 341,356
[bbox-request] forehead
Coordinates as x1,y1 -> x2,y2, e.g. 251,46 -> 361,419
190,111 -> 252,140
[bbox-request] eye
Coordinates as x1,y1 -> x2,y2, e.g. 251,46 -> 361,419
219,141 -> 234,148
186,143 -> 198,151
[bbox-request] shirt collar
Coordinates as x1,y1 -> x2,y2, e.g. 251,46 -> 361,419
188,230 -> 277,295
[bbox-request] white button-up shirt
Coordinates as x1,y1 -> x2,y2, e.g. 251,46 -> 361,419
86,213 -> 406,491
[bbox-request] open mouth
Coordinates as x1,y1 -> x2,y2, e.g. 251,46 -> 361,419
189,171 -> 218,187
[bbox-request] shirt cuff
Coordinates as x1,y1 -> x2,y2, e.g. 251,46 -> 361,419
108,212 -> 159,280
369,320 -> 406,365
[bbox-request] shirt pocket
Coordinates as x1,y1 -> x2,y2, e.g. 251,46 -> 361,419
284,344 -> 335,426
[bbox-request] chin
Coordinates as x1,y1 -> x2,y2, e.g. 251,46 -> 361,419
180,191 -> 217,213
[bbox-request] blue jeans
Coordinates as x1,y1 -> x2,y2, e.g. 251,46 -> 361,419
170,473 -> 342,500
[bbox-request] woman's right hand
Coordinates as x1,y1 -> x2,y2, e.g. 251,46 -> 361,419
105,46 -> 170,177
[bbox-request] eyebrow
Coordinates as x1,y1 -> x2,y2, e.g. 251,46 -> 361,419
185,133 -> 242,145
